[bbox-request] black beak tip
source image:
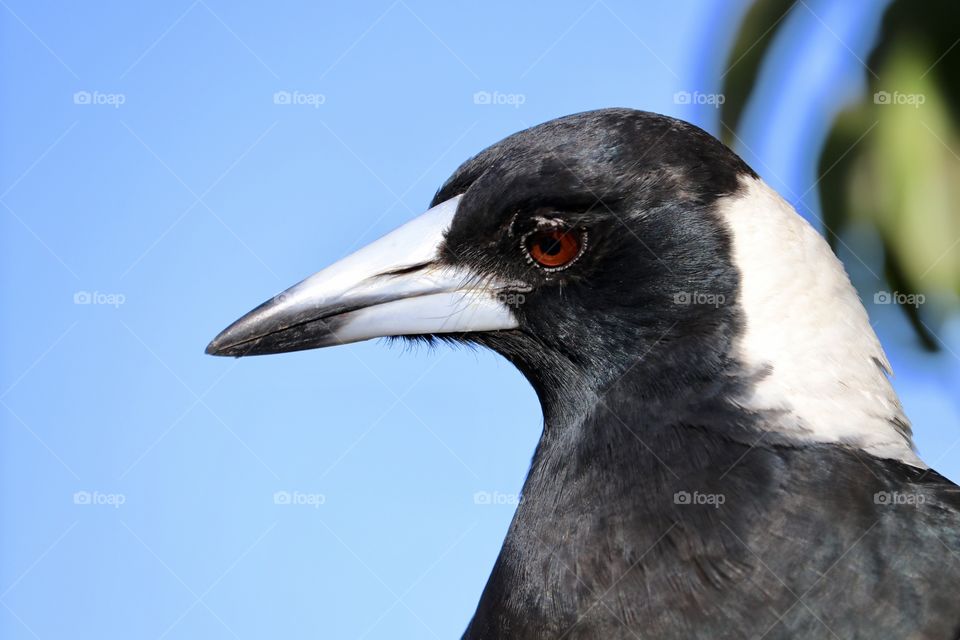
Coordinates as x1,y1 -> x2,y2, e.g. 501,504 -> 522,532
205,332 -> 236,357
205,339 -> 225,357
205,320 -> 253,358
204,316 -> 311,358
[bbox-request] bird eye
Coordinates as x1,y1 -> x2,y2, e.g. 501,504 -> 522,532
522,225 -> 586,271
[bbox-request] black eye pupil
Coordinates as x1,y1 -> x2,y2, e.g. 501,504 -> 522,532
538,237 -> 562,255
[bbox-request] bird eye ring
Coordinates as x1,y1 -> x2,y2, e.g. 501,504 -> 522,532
522,225 -> 587,271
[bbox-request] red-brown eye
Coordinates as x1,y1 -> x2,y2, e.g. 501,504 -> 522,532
523,227 -> 586,270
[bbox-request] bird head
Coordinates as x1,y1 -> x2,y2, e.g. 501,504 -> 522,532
206,108 -> 919,464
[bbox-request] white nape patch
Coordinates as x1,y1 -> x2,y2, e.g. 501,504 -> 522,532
718,177 -> 925,467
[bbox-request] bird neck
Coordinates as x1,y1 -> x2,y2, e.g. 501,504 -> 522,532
465,377 -> 781,637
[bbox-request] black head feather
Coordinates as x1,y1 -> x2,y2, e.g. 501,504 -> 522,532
429,108 -> 758,429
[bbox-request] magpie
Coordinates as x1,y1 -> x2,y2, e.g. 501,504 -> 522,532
207,109 -> 960,639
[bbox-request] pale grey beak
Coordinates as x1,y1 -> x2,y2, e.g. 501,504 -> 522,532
205,196 -> 521,357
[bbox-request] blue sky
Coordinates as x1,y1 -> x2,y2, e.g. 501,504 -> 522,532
2,1 -> 958,639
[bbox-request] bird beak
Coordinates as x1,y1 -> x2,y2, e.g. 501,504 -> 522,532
205,196 -> 521,357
